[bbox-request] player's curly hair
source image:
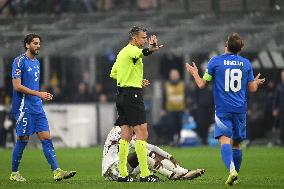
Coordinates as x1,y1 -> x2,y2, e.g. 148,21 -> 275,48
227,33 -> 244,54
24,33 -> 41,50
129,26 -> 147,40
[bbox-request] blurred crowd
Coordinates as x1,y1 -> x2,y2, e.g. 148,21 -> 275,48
0,0 -> 174,16
0,0 -> 283,146
0,94 -> 15,148
40,76 -> 111,103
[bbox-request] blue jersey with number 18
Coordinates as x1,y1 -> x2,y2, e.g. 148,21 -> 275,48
203,53 -> 254,113
11,54 -> 44,114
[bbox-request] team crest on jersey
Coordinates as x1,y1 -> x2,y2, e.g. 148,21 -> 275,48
15,69 -> 21,75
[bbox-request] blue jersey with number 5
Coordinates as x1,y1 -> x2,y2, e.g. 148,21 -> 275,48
204,53 -> 254,113
11,54 -> 43,114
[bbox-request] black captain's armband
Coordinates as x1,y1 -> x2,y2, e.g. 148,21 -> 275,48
142,48 -> 153,56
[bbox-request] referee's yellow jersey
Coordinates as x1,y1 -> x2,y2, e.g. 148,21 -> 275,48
110,44 -> 144,88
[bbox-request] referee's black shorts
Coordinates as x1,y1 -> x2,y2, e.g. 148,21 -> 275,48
115,87 -> 146,126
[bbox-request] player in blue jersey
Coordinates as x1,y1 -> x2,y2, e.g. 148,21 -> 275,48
10,33 -> 76,182
186,33 -> 265,185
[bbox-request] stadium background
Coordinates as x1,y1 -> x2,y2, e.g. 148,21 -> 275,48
1,0 -> 284,147
0,0 -> 284,146
0,1 -> 284,189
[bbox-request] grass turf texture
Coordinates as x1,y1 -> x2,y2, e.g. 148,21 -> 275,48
0,147 -> 284,189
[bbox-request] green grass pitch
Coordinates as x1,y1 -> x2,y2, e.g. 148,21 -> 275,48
0,146 -> 284,189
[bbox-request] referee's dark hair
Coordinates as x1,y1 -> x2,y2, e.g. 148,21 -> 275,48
24,33 -> 41,50
226,32 -> 244,54
129,26 -> 147,40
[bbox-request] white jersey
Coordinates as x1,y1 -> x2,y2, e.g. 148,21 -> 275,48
102,126 -> 172,176
102,126 -> 122,176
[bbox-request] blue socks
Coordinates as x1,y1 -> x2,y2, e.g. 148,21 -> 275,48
233,148 -> 242,172
41,139 -> 59,171
12,139 -> 59,172
221,144 -> 235,172
12,140 -> 28,172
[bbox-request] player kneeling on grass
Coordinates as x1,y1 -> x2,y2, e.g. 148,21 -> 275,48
102,126 -> 205,181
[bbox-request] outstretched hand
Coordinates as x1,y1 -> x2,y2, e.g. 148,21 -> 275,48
149,35 -> 163,52
254,73 -> 265,86
185,62 -> 199,76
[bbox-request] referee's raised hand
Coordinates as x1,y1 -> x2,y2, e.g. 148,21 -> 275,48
149,35 -> 163,52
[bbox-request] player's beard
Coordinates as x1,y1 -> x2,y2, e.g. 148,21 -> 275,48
31,49 -> 40,56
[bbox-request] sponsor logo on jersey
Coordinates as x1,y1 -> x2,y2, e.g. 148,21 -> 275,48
15,69 -> 21,75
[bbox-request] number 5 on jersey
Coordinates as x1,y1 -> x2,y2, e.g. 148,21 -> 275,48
225,69 -> 242,92
35,71 -> 39,81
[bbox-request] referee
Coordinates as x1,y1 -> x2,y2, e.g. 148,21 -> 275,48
110,26 -> 163,182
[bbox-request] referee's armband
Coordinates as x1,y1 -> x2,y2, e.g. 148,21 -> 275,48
203,72 -> 212,82
142,48 -> 153,56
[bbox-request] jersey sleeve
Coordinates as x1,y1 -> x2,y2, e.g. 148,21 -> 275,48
247,61 -> 254,82
202,58 -> 215,82
146,143 -> 172,159
128,45 -> 143,59
12,56 -> 25,79
110,62 -> 118,80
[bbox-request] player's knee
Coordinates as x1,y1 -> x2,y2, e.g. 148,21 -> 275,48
145,131 -> 149,140
39,134 -> 51,141
134,124 -> 148,140
40,136 -> 51,141
141,129 -> 148,140
218,135 -> 231,145
136,131 -> 148,141
120,132 -> 132,142
120,126 -> 133,141
232,141 -> 241,148
37,131 -> 51,140
121,136 -> 132,142
18,136 -> 29,141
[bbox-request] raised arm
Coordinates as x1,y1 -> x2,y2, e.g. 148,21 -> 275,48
185,62 -> 208,89
248,73 -> 265,92
146,143 -> 172,159
131,35 -> 164,59
146,143 -> 179,167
